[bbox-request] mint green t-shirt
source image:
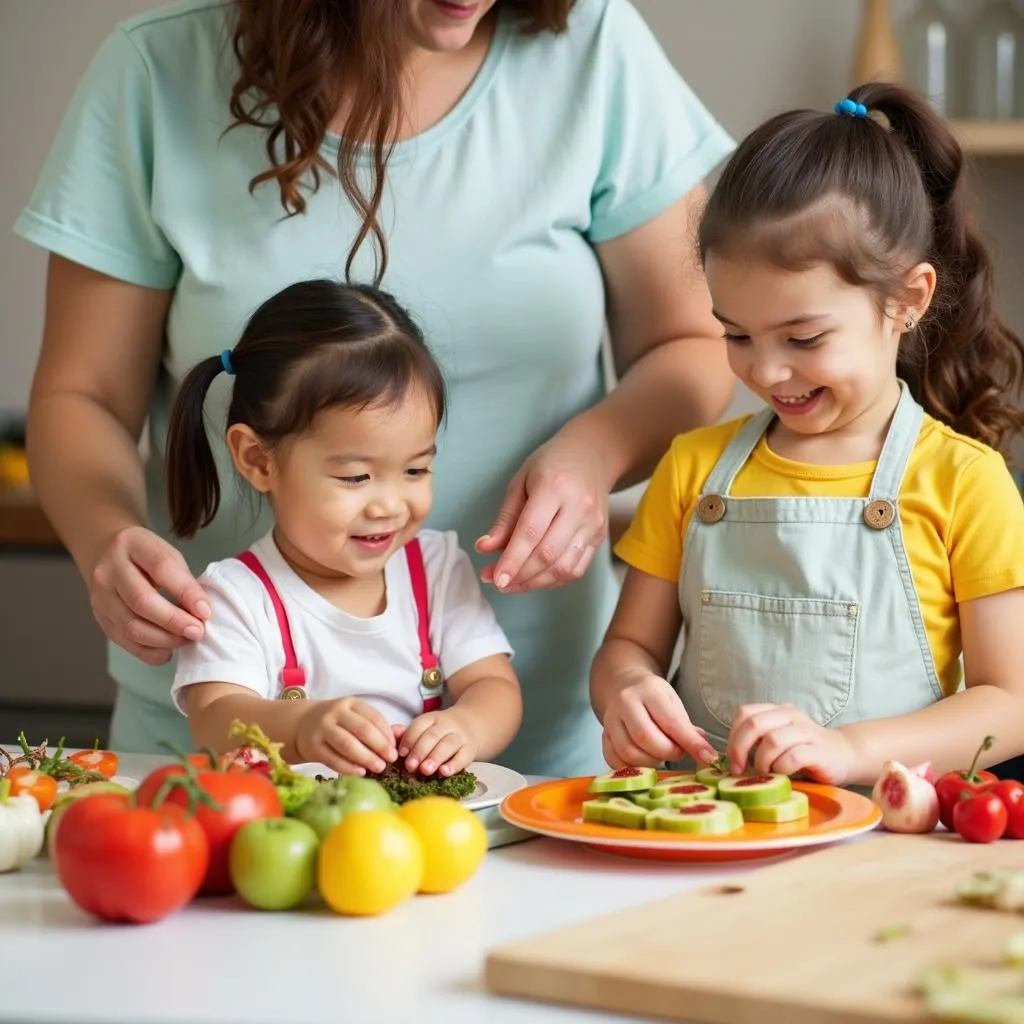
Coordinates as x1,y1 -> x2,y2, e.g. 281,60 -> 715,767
14,0 -> 733,777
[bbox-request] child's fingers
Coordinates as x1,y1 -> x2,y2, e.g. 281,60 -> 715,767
642,689 -> 716,765
418,734 -> 464,777
324,726 -> 388,774
605,716 -> 662,768
396,715 -> 432,758
349,703 -> 399,761
727,705 -> 793,774
311,742 -> 372,778
438,745 -> 474,776
601,730 -> 626,770
404,723 -> 449,771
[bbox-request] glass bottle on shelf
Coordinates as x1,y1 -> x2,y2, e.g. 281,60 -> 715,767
901,0 -> 965,118
968,0 -> 1024,120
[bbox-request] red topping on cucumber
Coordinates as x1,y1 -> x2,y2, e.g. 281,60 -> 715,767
678,803 -> 717,814
734,776 -> 775,787
669,784 -> 707,794
611,767 -> 642,778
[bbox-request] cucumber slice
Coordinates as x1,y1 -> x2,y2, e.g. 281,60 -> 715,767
582,796 -> 648,829
644,783 -> 718,809
741,790 -> 809,822
717,773 -> 792,807
587,766 -> 658,794
648,774 -> 701,799
646,800 -> 744,835
695,765 -> 729,787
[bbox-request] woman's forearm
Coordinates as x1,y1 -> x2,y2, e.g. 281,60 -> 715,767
841,684 -> 1024,785
562,337 -> 734,492
27,392 -> 149,579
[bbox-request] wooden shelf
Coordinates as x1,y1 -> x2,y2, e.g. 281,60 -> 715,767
951,121 -> 1024,156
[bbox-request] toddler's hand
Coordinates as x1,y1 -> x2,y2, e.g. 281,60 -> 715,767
398,710 -> 476,777
295,697 -> 398,776
726,703 -> 856,786
601,673 -> 716,770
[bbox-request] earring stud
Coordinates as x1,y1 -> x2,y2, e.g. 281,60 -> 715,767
904,317 -> 915,330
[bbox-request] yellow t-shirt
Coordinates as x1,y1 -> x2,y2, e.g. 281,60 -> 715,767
615,414 -> 1024,697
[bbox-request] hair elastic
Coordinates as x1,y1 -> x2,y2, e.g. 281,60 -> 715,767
220,349 -> 236,376
834,98 -> 869,118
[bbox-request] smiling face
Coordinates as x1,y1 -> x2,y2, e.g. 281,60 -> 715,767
405,0 -> 500,53
705,255 -> 933,446
229,387 -> 438,580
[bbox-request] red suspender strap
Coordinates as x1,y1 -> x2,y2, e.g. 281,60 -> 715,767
234,551 -> 307,699
404,538 -> 444,712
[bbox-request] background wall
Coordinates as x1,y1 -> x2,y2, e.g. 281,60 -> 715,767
1,0 -> 1022,744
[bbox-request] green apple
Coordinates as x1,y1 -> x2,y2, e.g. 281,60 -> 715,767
229,817 -> 319,911
294,776 -> 394,839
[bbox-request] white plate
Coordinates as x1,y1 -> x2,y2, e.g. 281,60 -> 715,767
291,761 -> 527,813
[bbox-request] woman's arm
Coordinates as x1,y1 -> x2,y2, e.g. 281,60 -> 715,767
27,256 -> 209,663
480,187 -> 734,590
841,588 -> 1024,780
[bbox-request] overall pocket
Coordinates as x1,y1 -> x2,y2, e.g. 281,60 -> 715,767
696,591 -> 858,731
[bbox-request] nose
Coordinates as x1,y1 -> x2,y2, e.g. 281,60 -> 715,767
747,345 -> 793,390
365,489 -> 403,519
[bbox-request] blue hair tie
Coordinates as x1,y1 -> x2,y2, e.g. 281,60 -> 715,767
220,349 -> 236,376
834,98 -> 868,118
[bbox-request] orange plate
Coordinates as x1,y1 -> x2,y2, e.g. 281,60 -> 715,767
499,775 -> 881,862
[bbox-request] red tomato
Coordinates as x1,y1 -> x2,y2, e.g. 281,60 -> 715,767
52,793 -> 208,923
134,754 -> 239,808
953,791 -> 1008,844
7,767 -> 59,811
936,735 -> 1000,830
984,779 -> 1024,839
68,748 -> 120,779
137,762 -> 283,896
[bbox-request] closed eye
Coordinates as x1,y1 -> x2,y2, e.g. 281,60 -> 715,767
405,467 -> 432,478
335,474 -> 369,485
789,333 -> 826,348
722,332 -> 749,344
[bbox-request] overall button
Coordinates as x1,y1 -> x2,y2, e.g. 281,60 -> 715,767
697,494 -> 726,524
864,499 -> 896,530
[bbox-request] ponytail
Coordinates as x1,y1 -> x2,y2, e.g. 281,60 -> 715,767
165,355 -> 227,539
849,82 -> 1024,457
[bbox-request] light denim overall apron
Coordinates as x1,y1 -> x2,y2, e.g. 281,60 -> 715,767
673,381 -> 943,758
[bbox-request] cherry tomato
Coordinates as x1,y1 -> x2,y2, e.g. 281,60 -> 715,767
52,793 -> 208,924
953,791 -> 1008,844
68,748 -> 119,779
137,761 -> 283,896
6,767 -> 59,812
936,735 -> 999,830
983,779 -> 1024,839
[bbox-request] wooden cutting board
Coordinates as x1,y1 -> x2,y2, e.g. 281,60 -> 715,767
486,832 -> 1024,1023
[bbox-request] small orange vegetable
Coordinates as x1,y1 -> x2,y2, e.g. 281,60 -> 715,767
67,748 -> 119,779
6,767 -> 59,811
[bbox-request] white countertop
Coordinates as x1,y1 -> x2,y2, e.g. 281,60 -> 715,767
0,750 -> 819,1024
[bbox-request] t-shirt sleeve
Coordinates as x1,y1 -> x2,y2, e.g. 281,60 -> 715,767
13,27 -> 181,289
586,1 -> 734,243
613,438 -> 686,582
948,450 -> 1024,603
171,567 -> 274,713
428,534 -> 514,679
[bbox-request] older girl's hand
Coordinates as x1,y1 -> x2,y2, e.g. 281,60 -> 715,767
89,526 -> 211,666
476,432 -> 612,593
726,703 -> 858,786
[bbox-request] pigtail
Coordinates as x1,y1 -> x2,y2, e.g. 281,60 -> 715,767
850,81 -> 1024,458
165,356 -> 228,539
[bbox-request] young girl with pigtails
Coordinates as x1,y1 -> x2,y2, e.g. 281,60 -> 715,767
593,83 -> 1024,788
165,279 -> 522,779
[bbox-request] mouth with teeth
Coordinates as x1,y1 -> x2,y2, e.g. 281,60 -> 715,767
771,387 -> 825,414
351,531 -> 397,552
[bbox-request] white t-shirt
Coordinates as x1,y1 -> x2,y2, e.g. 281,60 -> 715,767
171,529 -> 513,724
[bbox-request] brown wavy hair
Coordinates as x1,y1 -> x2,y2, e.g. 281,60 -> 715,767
228,0 -> 574,284
699,81 -> 1024,458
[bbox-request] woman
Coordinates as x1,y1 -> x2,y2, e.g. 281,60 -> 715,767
15,0 -> 734,777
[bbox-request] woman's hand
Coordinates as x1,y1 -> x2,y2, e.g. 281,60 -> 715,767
88,526 -> 211,666
296,697 -> 398,776
395,709 -> 477,778
476,431 -> 612,593
601,672 -> 714,770
726,703 -> 857,786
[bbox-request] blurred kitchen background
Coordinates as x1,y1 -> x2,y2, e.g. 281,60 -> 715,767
1,0 -> 1023,746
